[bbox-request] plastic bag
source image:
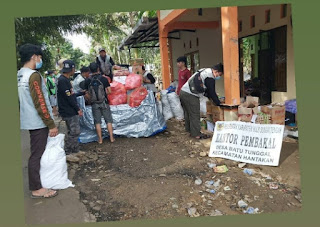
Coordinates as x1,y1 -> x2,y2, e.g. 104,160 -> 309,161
40,134 -> 74,190
167,92 -> 184,120
161,90 -> 174,121
110,81 -> 127,94
109,93 -> 127,105
200,96 -> 209,115
128,87 -> 148,107
125,73 -> 142,90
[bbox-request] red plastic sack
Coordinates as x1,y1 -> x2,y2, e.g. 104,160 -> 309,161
109,93 -> 127,105
128,87 -> 148,107
125,73 -> 142,90
110,81 -> 126,94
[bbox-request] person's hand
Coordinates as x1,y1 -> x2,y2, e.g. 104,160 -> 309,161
78,109 -> 83,116
49,127 -> 58,137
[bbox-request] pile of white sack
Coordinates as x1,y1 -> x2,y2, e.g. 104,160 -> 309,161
159,90 -> 184,121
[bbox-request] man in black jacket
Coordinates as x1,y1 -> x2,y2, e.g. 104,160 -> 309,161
57,60 -> 83,154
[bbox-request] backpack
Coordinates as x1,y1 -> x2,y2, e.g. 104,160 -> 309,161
88,76 -> 106,104
188,69 -> 206,94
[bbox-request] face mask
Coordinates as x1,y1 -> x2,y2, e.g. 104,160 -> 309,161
36,58 -> 43,69
215,76 -> 221,80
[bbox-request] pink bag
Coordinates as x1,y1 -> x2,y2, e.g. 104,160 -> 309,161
128,87 -> 148,107
125,73 -> 142,90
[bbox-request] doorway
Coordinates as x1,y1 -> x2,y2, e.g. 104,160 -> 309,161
239,26 -> 287,105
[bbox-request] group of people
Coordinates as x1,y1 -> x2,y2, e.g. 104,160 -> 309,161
17,44 -> 126,199
17,41 -> 222,199
175,56 -> 224,140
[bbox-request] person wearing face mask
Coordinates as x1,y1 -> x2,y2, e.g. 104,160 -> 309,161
17,43 -> 59,198
57,60 -> 84,157
179,63 -> 224,139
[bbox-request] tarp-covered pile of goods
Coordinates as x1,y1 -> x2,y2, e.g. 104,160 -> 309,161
158,82 -> 184,121
77,64 -> 166,143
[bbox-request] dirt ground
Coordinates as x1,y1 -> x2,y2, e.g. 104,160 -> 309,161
68,119 -> 301,222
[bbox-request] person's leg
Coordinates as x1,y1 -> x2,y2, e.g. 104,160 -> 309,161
29,128 -> 57,197
68,115 -> 81,153
95,123 -> 103,144
188,95 -> 201,138
63,117 -> 72,154
102,103 -> 115,142
107,123 -> 115,142
92,104 -> 103,143
179,91 -> 191,133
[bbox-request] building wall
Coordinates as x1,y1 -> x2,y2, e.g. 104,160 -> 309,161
178,8 -> 221,22
238,4 -> 296,102
160,10 -> 173,20
170,27 -> 225,97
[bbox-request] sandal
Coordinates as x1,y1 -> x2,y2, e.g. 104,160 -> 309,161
31,189 -> 58,199
195,133 -> 211,140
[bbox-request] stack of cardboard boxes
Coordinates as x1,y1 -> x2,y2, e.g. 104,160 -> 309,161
237,96 -> 286,125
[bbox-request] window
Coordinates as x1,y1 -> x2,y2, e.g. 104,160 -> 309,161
265,10 -> 271,23
196,38 -> 199,46
185,51 -> 200,75
190,40 -> 192,48
239,20 -> 242,32
250,15 -> 255,28
281,4 -> 287,18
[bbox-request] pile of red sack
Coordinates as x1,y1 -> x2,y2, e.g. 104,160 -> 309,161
108,73 -> 148,107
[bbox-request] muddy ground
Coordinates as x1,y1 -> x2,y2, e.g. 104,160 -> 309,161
67,119 -> 301,222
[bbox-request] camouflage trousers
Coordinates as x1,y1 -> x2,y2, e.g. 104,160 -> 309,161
63,115 -> 80,154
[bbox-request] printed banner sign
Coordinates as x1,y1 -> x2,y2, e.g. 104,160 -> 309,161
209,121 -> 285,166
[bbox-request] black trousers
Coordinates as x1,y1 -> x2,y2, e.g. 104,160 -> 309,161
28,127 -> 49,191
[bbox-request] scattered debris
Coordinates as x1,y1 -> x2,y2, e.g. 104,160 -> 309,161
238,200 -> 248,208
90,179 -> 101,182
214,165 -> 229,173
188,207 -> 200,217
159,174 -> 167,177
207,163 -> 217,168
244,207 -> 259,214
224,186 -> 231,191
295,194 -> 302,203
238,163 -> 247,169
206,189 -> 216,194
172,204 -> 179,209
243,168 -> 254,176
209,210 -> 223,216
195,178 -> 203,185
269,183 -> 279,190
200,152 -> 207,157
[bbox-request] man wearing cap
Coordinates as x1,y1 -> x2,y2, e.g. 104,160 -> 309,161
17,43 -> 59,198
96,47 -> 121,82
57,60 -> 83,156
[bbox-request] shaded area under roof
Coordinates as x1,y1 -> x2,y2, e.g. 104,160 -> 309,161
118,17 -> 196,50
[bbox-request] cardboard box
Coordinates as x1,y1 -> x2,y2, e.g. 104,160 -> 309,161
260,105 -> 285,125
130,58 -> 144,66
132,65 -> 143,75
246,96 -> 259,107
206,101 -> 213,114
238,104 -> 253,122
211,105 -> 224,122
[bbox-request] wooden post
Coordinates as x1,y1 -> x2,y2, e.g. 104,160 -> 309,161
159,27 -> 170,89
221,7 -> 240,106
